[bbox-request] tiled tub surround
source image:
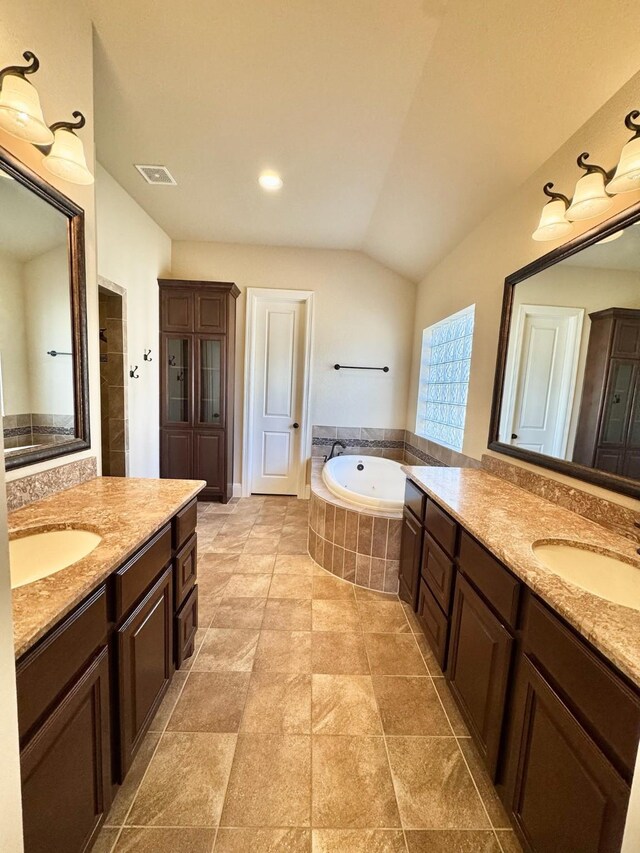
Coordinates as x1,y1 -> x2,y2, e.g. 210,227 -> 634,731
5,456 -> 98,512
403,465 -> 640,689
309,460 -> 402,593
94,496 -> 523,853
9,475 -> 204,657
3,412 -> 76,450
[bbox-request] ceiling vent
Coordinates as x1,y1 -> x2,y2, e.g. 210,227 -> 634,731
134,164 -> 177,185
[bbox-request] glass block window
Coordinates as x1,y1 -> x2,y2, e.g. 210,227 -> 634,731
415,305 -> 475,451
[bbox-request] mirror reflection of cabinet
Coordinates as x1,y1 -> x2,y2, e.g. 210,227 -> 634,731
573,308 -> 640,478
159,281 -> 239,501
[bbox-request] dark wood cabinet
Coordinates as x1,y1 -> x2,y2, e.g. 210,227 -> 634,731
447,573 -> 514,778
398,507 -> 423,608
573,308 -> 640,478
159,280 -> 239,501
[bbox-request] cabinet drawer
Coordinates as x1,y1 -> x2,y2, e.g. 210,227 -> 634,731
421,533 -> 455,613
173,498 -> 198,550
113,525 -> 172,621
524,595 -> 640,781
425,499 -> 457,557
417,579 -> 448,670
404,478 -> 426,521
458,531 -> 520,629
176,584 -> 199,669
16,585 -> 108,741
174,533 -> 197,610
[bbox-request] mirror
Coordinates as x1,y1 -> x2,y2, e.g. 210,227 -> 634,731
490,209 -> 640,498
0,146 -> 89,469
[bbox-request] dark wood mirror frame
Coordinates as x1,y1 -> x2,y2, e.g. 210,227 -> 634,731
488,199 -> 640,500
0,144 -> 90,471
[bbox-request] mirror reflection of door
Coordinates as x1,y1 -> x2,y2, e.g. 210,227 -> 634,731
98,285 -> 127,476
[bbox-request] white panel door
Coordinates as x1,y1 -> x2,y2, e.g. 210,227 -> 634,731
251,300 -> 304,494
509,306 -> 582,458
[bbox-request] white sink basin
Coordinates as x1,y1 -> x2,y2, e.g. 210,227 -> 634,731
10,529 -> 102,589
532,542 -> 640,609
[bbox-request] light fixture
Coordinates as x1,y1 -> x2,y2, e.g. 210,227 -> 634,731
532,183 -> 574,242
598,229 -> 625,244
608,110 -> 640,194
0,51 -> 53,145
566,153 -> 613,221
258,170 -> 283,191
41,111 -> 94,185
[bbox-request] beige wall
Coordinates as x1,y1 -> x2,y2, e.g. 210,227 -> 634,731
0,254 -> 30,414
172,242 -> 415,484
95,164 -> 172,477
408,68 -> 640,510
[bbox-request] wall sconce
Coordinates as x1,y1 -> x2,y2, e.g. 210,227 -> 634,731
565,153 -> 613,221
532,183 -> 574,242
608,111 -> 640,194
0,51 -> 53,145
40,111 -> 94,185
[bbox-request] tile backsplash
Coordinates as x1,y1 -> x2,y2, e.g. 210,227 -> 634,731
5,456 -> 97,512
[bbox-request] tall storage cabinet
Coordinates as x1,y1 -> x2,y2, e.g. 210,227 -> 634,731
159,280 -> 239,501
573,308 -> 640,478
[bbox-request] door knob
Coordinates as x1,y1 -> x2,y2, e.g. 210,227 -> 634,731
292,422 -> 299,429
511,433 -> 518,440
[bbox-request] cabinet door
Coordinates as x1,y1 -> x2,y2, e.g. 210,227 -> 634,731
196,335 -> 225,428
506,655 -> 629,853
612,317 -> 640,358
447,573 -> 513,779
21,646 -> 111,853
194,430 -> 225,497
117,566 -> 173,779
160,429 -> 193,479
599,359 -> 637,447
161,288 -> 193,332
195,291 -> 226,334
161,335 -> 193,426
398,508 -> 423,609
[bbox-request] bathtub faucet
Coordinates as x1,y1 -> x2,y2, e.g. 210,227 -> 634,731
324,440 -> 346,461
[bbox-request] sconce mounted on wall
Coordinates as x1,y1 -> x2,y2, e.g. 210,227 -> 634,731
143,349 -> 152,362
39,111 -> 94,186
0,51 -> 53,145
532,108 -> 640,241
129,365 -> 139,379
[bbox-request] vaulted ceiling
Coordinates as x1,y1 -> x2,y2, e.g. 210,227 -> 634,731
88,0 -> 640,281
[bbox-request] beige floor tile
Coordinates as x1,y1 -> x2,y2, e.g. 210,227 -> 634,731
243,537 -> 281,554
200,553 -> 241,573
312,599 -> 361,632
127,732 -> 236,826
104,730 -> 161,824
167,672 -> 251,732
223,574 -> 272,598
269,574 -> 313,599
214,828 -> 311,852
364,633 -> 428,675
354,587 -> 399,603
197,594 -> 222,631
386,737 -> 489,829
278,535 -> 309,555
92,826 -> 120,853
212,597 -> 266,629
114,827 -> 216,852
312,674 -> 381,735
192,628 -> 260,672
458,737 -> 512,828
262,598 -> 312,630
197,573 -> 233,596
312,632 -> 370,674
357,601 -> 411,633
148,672 -> 187,732
250,523 -> 284,538
415,633 -> 442,675
241,672 -> 311,733
312,575 -> 357,600
221,734 -> 311,827
180,627 -> 208,672
274,555 -> 315,575
495,831 -> 525,853
401,600 -> 423,633
235,554 -> 276,573
213,534 -> 251,553
372,676 -> 452,735
433,677 -> 469,735
313,829 -> 406,853
312,735 -> 400,828
405,830 -> 501,852
253,630 -> 312,673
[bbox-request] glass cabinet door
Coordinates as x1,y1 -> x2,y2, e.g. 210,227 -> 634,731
197,337 -> 224,426
165,337 -> 191,424
601,359 -> 637,445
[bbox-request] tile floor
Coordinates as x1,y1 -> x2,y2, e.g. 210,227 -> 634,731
96,496 -> 522,853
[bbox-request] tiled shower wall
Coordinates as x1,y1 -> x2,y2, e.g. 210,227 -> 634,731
3,413 -> 75,449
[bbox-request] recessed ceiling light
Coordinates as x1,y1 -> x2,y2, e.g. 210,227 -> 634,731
259,170 -> 283,191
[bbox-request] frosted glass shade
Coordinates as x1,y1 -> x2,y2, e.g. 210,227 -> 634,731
43,127 -> 94,185
0,74 -> 53,145
608,137 -> 640,194
566,172 -> 613,221
532,199 -> 574,242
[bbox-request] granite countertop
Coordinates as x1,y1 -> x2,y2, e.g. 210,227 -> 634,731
9,477 -> 205,659
402,465 -> 640,688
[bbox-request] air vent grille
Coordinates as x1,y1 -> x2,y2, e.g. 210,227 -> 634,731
134,164 -> 177,185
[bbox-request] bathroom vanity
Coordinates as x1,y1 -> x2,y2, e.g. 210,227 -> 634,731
399,466 -> 640,853
10,476 -> 204,853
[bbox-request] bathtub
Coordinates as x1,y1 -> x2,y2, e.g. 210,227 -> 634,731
322,455 -> 405,512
